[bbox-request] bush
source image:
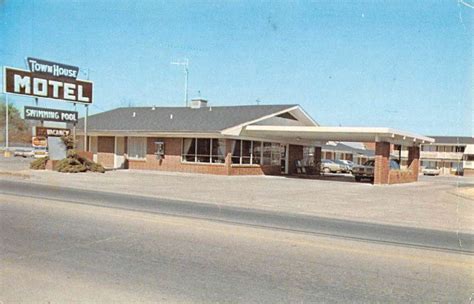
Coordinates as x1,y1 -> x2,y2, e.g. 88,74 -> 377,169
78,155 -> 105,173
61,135 -> 76,150
30,157 -> 49,170
53,137 -> 106,173
55,157 -> 87,173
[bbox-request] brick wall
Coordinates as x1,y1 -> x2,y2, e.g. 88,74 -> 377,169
97,136 -> 114,168
126,137 -> 283,176
288,144 -> 303,174
388,170 -> 417,184
313,146 -> 322,175
374,142 -> 390,184
464,169 -> 474,176
407,146 -> 420,182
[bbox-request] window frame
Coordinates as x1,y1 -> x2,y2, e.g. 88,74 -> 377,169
181,138 -> 226,164
127,137 -> 147,160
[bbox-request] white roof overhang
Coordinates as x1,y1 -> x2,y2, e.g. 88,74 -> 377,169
228,126 -> 434,146
464,144 -> 474,154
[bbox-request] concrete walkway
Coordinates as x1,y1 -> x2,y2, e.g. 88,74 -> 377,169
1,159 -> 473,234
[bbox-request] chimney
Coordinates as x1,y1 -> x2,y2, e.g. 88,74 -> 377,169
189,98 -> 208,109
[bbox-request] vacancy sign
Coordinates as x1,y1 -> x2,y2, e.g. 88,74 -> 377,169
3,63 -> 93,104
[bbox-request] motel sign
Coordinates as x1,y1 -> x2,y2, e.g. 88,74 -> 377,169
3,66 -> 93,104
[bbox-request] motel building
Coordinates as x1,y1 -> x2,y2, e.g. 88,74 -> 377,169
75,98 -> 433,185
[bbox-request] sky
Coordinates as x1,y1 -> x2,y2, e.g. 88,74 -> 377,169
0,0 -> 472,136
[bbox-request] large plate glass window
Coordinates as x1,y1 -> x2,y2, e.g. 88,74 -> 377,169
182,138 -> 196,162
211,139 -> 226,163
252,141 -> 262,165
127,137 -> 147,159
196,138 -> 211,162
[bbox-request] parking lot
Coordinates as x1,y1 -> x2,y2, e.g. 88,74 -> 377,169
1,154 -> 473,233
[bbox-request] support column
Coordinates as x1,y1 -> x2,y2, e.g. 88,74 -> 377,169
224,139 -> 233,175
374,141 -> 390,185
407,146 -> 420,181
314,146 -> 322,175
288,144 -> 303,174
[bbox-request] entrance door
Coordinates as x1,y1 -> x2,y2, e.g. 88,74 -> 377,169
114,137 -> 125,169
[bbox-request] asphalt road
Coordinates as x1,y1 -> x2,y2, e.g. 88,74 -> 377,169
0,179 -> 473,254
1,192 -> 473,303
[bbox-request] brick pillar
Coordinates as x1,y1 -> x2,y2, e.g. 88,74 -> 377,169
407,146 -> 420,181
374,141 -> 390,185
314,146 -> 322,175
288,144 -> 303,174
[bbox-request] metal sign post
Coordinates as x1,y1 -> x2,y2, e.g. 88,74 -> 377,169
73,103 -> 77,149
5,94 -> 9,155
84,105 -> 88,151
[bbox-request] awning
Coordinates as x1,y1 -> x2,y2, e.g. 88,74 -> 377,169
227,126 -> 434,146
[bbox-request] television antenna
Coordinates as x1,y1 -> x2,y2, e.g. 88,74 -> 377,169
171,58 -> 189,106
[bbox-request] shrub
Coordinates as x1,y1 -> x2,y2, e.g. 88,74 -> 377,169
30,157 -> 49,170
61,135 -> 76,150
54,136 -> 106,173
77,155 -> 106,173
55,157 -> 87,173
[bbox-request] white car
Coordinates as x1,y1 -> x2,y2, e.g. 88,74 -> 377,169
422,167 -> 440,176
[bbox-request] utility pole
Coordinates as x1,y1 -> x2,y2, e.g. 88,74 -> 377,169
171,58 -> 189,106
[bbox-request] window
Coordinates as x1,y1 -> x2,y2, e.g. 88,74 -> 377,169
182,138 -> 226,163
232,140 -> 257,165
252,141 -> 262,165
230,140 -> 267,165
127,137 -> 147,159
211,139 -> 226,163
182,138 -> 196,162
262,142 -> 281,165
242,140 -> 252,164
196,138 -> 211,162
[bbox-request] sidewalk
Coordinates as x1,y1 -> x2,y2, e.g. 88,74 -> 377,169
1,165 -> 473,234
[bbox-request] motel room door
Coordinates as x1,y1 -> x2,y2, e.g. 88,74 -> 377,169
114,137 -> 126,169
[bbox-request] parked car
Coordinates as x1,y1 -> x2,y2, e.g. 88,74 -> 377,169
14,148 -> 34,158
333,159 -> 352,173
352,159 -> 400,182
422,166 -> 440,176
320,159 -> 345,174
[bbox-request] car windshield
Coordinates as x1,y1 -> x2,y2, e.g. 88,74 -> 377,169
363,160 -> 375,166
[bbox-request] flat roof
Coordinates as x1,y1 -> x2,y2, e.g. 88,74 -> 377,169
237,126 -> 434,146
426,136 -> 474,145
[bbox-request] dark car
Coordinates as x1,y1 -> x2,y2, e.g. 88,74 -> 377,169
352,160 -> 400,182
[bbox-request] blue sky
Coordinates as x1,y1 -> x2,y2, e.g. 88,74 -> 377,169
1,0 -> 472,136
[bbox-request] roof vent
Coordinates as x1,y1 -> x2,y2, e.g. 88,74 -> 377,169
132,112 -> 136,117
152,105 -> 156,110
189,98 -> 208,109
170,114 -> 173,119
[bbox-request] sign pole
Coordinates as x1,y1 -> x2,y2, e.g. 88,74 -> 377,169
73,103 -> 77,150
5,94 -> 9,155
84,105 -> 88,151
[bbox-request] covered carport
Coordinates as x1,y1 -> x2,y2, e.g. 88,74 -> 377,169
230,126 -> 434,185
